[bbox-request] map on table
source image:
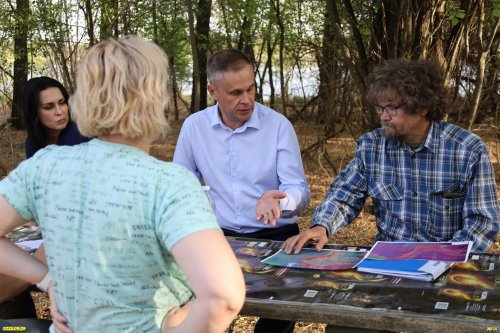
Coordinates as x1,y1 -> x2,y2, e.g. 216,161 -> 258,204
261,248 -> 367,270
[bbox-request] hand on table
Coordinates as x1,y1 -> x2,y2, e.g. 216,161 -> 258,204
256,190 -> 287,226
282,225 -> 329,254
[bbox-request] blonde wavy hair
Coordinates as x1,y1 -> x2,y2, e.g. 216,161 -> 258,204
70,36 -> 170,141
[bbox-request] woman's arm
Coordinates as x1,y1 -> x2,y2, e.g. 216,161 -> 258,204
162,229 -> 245,333
0,196 -> 48,286
0,243 -> 48,303
0,274 -> 31,303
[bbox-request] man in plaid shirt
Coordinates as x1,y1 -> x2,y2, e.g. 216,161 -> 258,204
284,59 -> 499,254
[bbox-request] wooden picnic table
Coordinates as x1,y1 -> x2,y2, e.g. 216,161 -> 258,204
228,237 -> 500,333
6,225 -> 499,332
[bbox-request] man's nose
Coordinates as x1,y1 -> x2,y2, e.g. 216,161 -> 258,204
379,111 -> 391,121
240,92 -> 251,104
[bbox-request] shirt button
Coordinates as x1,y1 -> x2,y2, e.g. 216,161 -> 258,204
412,192 -> 417,197
411,154 -> 416,159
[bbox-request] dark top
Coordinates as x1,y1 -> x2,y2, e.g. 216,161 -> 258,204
25,121 -> 91,158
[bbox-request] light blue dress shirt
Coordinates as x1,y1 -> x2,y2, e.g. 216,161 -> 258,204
174,102 -> 311,233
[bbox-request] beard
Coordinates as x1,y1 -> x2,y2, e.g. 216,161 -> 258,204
381,122 -> 405,141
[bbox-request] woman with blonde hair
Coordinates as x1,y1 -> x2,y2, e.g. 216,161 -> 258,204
0,36 -> 245,333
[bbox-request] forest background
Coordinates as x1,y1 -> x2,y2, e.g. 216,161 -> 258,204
0,1 -> 499,332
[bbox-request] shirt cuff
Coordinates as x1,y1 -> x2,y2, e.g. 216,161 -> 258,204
279,196 -> 290,211
36,271 -> 51,292
279,187 -> 306,214
311,221 -> 332,237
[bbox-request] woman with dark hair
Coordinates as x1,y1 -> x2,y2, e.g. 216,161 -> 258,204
23,76 -> 90,158
0,77 -> 91,325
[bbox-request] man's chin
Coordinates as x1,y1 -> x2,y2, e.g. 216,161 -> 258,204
382,126 -> 393,137
382,127 -> 402,141
238,110 -> 253,120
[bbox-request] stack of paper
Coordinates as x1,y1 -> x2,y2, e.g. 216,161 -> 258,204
15,239 -> 43,253
355,241 -> 472,281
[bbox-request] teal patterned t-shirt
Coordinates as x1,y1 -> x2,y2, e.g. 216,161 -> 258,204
0,139 -> 221,332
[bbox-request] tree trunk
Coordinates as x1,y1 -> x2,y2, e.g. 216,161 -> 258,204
170,56 -> 180,121
341,0 -> 368,75
266,38 -> 276,110
195,0 -> 212,111
326,0 -> 370,128
83,0 -> 96,45
271,0 -> 287,116
317,6 -> 336,124
186,0 -> 200,114
11,0 -> 29,130
218,0 -> 233,48
152,0 -> 157,43
467,4 -> 499,129
59,1 -> 74,92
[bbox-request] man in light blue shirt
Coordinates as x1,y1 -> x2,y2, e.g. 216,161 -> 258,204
174,49 -> 310,333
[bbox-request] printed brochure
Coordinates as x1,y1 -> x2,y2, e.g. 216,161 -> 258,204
355,241 -> 472,281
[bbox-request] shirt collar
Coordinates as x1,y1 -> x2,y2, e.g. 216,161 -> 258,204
422,121 -> 439,154
210,104 -> 221,127
210,103 -> 261,131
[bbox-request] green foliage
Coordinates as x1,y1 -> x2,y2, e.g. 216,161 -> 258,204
0,0 -> 497,129
493,0 -> 500,17
143,0 -> 192,85
446,7 -> 466,26
0,2 -> 15,75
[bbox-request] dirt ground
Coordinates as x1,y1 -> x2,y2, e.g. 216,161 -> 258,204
1,115 -> 499,332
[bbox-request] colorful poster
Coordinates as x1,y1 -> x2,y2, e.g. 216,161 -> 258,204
261,248 -> 366,270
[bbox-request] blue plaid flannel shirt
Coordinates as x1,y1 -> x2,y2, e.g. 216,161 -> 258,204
312,121 -> 500,252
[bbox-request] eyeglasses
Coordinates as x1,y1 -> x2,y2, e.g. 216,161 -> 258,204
373,103 -> 406,116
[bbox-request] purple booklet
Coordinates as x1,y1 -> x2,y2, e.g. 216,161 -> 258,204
355,241 -> 472,281
361,241 -> 472,262
261,248 -> 367,270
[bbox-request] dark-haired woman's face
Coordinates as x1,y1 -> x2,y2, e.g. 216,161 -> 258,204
37,87 -> 69,137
